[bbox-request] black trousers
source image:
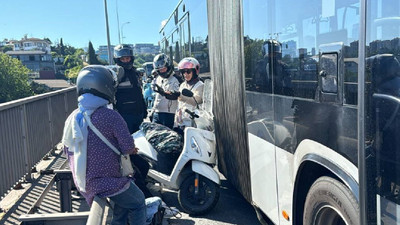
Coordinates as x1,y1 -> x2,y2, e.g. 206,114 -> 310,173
130,154 -> 153,198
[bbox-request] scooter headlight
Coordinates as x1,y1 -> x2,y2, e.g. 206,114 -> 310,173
190,137 -> 202,156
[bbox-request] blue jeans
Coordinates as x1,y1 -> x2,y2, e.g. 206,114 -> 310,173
109,181 -> 146,225
152,112 -> 175,129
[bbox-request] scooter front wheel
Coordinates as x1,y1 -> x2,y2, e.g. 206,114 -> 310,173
178,173 -> 220,215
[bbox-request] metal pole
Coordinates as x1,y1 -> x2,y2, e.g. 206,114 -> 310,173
104,0 -> 113,65
116,0 -> 121,44
358,0 -> 367,224
121,22 -> 130,44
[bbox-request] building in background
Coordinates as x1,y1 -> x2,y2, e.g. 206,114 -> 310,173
96,44 -> 159,63
96,45 -> 115,62
134,43 -> 160,54
4,36 -> 55,79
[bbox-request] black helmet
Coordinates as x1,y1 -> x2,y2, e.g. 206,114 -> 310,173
153,53 -> 173,78
262,39 -> 282,59
76,65 -> 117,103
113,44 -> 134,70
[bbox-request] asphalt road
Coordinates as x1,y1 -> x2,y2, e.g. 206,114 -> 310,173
157,176 -> 262,225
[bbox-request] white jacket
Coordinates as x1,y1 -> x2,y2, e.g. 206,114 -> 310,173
175,80 -> 204,127
153,74 -> 180,114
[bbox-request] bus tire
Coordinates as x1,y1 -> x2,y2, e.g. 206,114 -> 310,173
303,176 -> 359,225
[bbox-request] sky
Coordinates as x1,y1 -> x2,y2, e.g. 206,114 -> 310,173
0,0 -> 179,50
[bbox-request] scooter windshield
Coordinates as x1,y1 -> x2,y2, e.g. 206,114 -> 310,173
195,79 -> 214,131
201,79 -> 213,114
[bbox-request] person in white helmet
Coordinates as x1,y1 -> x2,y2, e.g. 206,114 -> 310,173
173,57 -> 204,134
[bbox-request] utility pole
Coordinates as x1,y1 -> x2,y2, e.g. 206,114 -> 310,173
116,0 -> 121,44
103,0 -> 113,65
121,22 -> 130,44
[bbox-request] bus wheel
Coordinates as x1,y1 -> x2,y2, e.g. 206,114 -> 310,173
303,176 -> 359,225
178,174 -> 220,215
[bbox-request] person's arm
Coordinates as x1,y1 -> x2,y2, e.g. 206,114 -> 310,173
109,110 -> 136,155
178,83 -> 204,107
164,77 -> 181,100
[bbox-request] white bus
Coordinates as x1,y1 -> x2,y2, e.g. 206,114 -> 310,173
160,0 -> 400,224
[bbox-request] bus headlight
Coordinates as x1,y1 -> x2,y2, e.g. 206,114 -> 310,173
190,137 -> 202,156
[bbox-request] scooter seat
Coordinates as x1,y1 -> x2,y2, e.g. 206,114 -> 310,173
139,151 -> 180,176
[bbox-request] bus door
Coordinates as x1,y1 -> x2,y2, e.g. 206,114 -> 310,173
364,0 -> 400,223
243,2 -> 279,220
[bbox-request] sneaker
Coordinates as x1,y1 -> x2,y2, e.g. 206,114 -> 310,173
161,201 -> 180,218
163,207 -> 180,219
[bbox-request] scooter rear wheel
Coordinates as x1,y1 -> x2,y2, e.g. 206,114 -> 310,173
178,173 -> 220,215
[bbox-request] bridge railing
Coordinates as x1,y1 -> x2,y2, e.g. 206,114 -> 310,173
0,87 -> 77,198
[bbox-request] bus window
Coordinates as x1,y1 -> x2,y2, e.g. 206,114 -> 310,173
242,0 -> 360,224
159,0 -> 209,75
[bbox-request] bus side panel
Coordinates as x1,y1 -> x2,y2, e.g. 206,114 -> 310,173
247,127 -> 279,223
207,0 -> 252,202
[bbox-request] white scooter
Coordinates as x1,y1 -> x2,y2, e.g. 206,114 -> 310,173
133,80 -> 220,215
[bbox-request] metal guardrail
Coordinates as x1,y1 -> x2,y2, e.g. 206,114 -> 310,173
0,87 -> 77,199
86,196 -> 107,225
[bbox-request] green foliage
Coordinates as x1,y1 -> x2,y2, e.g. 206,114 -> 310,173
43,37 -> 52,43
1,45 -> 13,53
65,64 -> 84,82
134,53 -> 155,68
63,54 -> 82,68
87,41 -> 102,65
0,53 -> 33,103
51,38 -> 80,57
60,38 -> 65,55
134,56 -> 145,67
244,38 -> 264,78
30,82 -> 52,95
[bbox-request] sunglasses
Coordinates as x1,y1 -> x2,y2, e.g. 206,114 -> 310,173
180,69 -> 193,75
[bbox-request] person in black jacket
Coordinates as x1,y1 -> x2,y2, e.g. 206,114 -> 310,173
113,44 -> 147,132
113,44 -> 152,198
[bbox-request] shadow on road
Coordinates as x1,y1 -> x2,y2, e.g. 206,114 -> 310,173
160,178 -> 261,225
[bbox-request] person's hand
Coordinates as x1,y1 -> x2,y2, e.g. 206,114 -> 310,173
165,91 -> 180,100
143,110 -> 148,119
132,147 -> 139,155
172,91 -> 180,97
153,84 -> 166,96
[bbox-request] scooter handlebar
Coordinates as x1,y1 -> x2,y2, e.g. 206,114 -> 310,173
185,109 -> 199,119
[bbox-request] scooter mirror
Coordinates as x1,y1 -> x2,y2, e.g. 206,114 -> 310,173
105,65 -> 124,85
182,88 -> 194,97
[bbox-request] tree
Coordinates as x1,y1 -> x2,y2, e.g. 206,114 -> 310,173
60,38 -> 65,56
1,45 -> 13,53
0,53 -> 33,103
134,53 -> 155,68
134,55 -> 145,67
43,37 -> 51,43
87,41 -> 101,65
65,64 -> 84,83
63,54 -> 81,68
30,81 -> 52,95
243,38 -> 264,78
